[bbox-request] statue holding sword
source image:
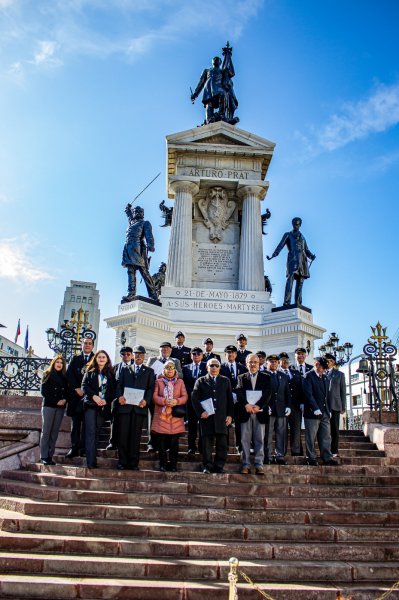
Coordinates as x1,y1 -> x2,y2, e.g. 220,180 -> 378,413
267,217 -> 316,307
121,174 -> 160,304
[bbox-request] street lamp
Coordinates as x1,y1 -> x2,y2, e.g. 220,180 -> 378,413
318,331 -> 353,366
46,307 -> 96,362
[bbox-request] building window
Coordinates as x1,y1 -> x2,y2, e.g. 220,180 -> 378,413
352,395 -> 361,406
88,298 -> 92,304
71,295 -> 75,302
76,296 -> 81,303
350,373 -> 359,382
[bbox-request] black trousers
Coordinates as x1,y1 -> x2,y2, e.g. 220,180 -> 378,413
233,403 -> 242,449
71,411 -> 85,453
187,399 -> 201,452
117,409 -> 145,468
108,416 -> 118,446
202,433 -> 228,470
286,405 -> 303,455
84,409 -> 104,467
330,410 -> 341,455
156,433 -> 180,469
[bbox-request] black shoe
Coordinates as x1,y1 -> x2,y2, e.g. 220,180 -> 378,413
323,459 -> 339,466
212,467 -> 225,474
275,457 -> 286,465
306,459 -> 318,466
41,458 -> 55,465
147,445 -> 155,452
129,466 -> 140,471
202,468 -> 211,474
87,464 -> 98,469
187,448 -> 196,455
263,458 -> 272,465
106,444 -> 116,451
79,450 -> 86,457
169,466 -> 177,472
291,452 -> 303,457
65,450 -> 79,458
159,466 -> 166,472
117,463 -> 126,470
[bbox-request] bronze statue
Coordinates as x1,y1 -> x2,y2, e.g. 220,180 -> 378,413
261,208 -> 271,235
191,42 -> 239,125
159,200 -> 173,227
121,205 -> 157,303
264,275 -> 272,294
152,262 -> 167,299
267,217 -> 315,306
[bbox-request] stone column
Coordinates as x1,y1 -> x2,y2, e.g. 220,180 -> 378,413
165,180 -> 199,288
238,185 -> 266,291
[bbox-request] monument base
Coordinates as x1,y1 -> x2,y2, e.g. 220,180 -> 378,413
272,304 -> 312,314
105,287 -> 325,361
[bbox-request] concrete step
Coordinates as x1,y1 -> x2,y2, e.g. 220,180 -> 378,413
3,475 -> 399,510
1,530 -> 398,562
1,574 -> 395,600
1,552 -> 399,583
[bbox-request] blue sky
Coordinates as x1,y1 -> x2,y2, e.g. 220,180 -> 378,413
0,0 -> 398,358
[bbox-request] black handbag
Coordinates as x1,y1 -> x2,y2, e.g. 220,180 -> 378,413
172,404 -> 186,418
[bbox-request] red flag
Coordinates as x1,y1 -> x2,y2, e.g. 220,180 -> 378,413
14,318 -> 21,344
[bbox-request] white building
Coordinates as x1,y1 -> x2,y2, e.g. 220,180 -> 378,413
58,281 -> 100,348
0,330 -> 30,358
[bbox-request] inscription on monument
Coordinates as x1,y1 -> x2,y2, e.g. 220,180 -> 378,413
183,167 -> 250,180
193,243 -> 238,285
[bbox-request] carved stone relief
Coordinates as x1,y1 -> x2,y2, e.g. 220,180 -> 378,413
197,186 -> 236,242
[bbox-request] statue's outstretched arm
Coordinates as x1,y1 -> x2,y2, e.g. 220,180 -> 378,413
267,233 -> 288,260
191,69 -> 207,101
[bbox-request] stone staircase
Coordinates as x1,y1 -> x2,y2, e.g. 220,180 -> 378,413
0,415 -> 398,598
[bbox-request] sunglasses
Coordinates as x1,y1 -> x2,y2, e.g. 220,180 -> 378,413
209,364 -> 219,368
191,352 -> 202,355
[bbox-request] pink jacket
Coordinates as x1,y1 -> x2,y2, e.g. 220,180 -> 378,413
151,377 -> 188,435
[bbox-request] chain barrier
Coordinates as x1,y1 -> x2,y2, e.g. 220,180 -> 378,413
228,559 -> 399,600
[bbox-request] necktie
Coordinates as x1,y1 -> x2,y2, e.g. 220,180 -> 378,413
162,358 -> 166,363
300,365 -> 304,377
84,355 -> 88,364
194,365 -> 198,379
230,363 -> 234,377
135,366 -> 140,375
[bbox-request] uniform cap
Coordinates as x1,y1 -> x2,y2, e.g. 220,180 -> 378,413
159,341 -> 172,348
133,345 -> 146,354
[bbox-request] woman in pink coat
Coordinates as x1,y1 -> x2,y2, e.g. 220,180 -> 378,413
152,360 -> 188,472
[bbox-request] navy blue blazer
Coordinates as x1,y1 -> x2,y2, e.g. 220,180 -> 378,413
303,369 -> 331,419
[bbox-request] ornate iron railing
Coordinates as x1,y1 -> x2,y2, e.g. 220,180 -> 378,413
0,357 -> 51,396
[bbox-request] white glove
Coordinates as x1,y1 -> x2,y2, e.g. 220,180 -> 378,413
268,406 -> 272,415
285,407 -> 291,417
314,409 -> 322,416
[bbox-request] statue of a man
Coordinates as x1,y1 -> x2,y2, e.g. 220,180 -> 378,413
121,205 -> 157,303
191,42 -> 238,125
267,217 -> 316,306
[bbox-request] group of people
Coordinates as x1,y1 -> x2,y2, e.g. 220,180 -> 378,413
39,331 -> 346,474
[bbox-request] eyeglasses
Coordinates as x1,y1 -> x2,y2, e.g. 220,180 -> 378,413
191,352 -> 202,356
209,364 -> 219,368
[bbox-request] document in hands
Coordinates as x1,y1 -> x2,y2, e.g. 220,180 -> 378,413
200,398 -> 215,415
124,387 -> 144,405
151,360 -> 165,376
246,390 -> 262,405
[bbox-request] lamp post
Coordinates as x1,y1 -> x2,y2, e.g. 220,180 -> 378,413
318,331 -> 353,366
46,307 -> 96,363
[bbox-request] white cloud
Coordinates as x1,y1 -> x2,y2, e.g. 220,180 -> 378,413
299,83 -> 399,156
31,40 -> 61,67
0,236 -> 52,283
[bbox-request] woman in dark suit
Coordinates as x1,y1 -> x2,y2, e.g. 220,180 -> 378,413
82,350 -> 115,469
40,355 -> 70,465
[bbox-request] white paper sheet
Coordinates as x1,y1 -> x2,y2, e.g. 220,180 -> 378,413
124,387 -> 144,406
246,390 -> 262,405
200,398 -> 215,415
151,359 -> 165,376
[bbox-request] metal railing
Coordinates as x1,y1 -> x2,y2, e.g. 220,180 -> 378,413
0,357 -> 51,395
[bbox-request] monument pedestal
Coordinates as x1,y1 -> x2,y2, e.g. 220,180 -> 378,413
106,121 -> 325,358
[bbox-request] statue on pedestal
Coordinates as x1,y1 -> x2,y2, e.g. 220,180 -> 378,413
267,217 -> 316,306
121,205 -> 157,303
191,41 -> 239,125
152,262 -> 167,299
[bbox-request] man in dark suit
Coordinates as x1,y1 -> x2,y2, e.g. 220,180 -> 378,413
106,346 -> 133,451
66,337 -> 94,458
220,344 -> 247,451
303,357 -> 338,466
279,352 -> 304,456
236,354 -> 271,475
292,347 -> 313,378
236,334 -> 251,365
114,345 -> 155,470
171,331 -> 192,367
264,354 -> 292,465
182,347 -> 207,455
147,342 -> 183,378
192,358 -> 233,474
201,337 -> 221,363
325,353 -> 346,457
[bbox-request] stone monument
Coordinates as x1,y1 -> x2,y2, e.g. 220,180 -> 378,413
105,44 -> 325,359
